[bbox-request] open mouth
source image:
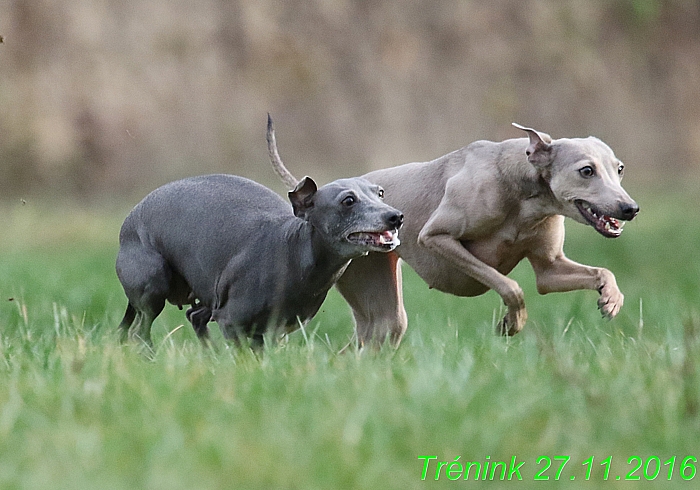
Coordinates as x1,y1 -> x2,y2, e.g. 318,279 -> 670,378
347,229 -> 400,251
575,200 -> 624,238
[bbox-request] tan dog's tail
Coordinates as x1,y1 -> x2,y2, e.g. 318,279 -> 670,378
267,114 -> 300,190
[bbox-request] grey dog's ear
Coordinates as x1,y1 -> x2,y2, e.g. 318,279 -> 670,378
289,176 -> 317,218
512,123 -> 553,168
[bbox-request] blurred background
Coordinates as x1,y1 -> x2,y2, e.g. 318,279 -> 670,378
0,0 -> 698,201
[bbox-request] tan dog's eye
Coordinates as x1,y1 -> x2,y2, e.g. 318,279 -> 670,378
579,166 -> 595,178
378,189 -> 384,199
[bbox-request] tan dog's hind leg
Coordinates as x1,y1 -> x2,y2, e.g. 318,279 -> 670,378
335,252 -> 408,347
529,254 -> 623,319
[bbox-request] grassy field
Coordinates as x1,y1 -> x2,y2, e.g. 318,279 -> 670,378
0,186 -> 699,489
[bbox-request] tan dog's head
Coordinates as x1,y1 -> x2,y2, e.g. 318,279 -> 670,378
513,123 -> 639,238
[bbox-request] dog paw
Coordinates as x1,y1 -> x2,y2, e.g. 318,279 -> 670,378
598,283 -> 624,319
497,306 -> 528,336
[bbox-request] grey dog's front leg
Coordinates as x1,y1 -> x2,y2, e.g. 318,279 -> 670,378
529,254 -> 624,319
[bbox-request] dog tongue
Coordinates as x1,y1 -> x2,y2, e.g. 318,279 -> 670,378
379,230 -> 400,246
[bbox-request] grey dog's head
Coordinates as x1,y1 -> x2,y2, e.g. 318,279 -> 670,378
288,176 -> 403,258
266,114 -> 403,257
514,123 -> 639,238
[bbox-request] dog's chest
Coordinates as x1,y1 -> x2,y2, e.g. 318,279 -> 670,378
466,219 -> 545,273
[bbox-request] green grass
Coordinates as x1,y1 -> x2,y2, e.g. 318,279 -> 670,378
0,188 -> 699,489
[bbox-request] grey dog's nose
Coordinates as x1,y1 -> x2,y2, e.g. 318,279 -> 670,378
620,202 -> 639,221
386,211 -> 404,229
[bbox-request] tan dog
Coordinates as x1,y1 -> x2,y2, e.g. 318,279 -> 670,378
270,123 -> 639,346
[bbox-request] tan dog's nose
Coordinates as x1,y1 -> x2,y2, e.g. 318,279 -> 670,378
620,202 -> 639,221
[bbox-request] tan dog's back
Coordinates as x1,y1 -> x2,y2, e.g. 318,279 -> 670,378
363,138 -> 554,296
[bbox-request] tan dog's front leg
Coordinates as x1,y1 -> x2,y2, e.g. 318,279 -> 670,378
418,231 -> 527,335
529,254 -> 623,319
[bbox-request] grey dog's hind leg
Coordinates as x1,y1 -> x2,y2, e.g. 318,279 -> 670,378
118,303 -> 136,342
116,247 -> 171,346
186,303 -> 212,341
117,301 -> 162,346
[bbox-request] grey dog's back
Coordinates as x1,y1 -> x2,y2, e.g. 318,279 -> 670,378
119,174 -> 294,308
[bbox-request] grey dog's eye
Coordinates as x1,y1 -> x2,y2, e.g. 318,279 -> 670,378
342,195 -> 356,206
618,163 -> 624,175
579,166 -> 595,178
378,189 -> 384,198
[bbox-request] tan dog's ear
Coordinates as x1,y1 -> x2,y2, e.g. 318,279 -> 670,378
289,176 -> 317,218
512,123 -> 553,168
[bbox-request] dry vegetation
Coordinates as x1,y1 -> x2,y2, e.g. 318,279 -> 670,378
0,0 -> 699,199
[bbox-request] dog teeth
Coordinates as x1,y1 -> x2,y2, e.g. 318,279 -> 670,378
349,230 -> 400,249
379,230 -> 400,247
583,203 -> 600,219
579,201 -> 625,236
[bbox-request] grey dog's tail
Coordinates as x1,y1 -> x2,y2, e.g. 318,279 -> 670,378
267,114 -> 300,190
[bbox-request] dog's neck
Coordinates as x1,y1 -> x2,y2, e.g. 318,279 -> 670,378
284,219 -> 353,291
507,158 -> 565,222
261,219 -> 352,327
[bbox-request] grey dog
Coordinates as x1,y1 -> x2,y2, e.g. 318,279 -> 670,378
270,123 -> 639,346
115,116 -> 403,347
